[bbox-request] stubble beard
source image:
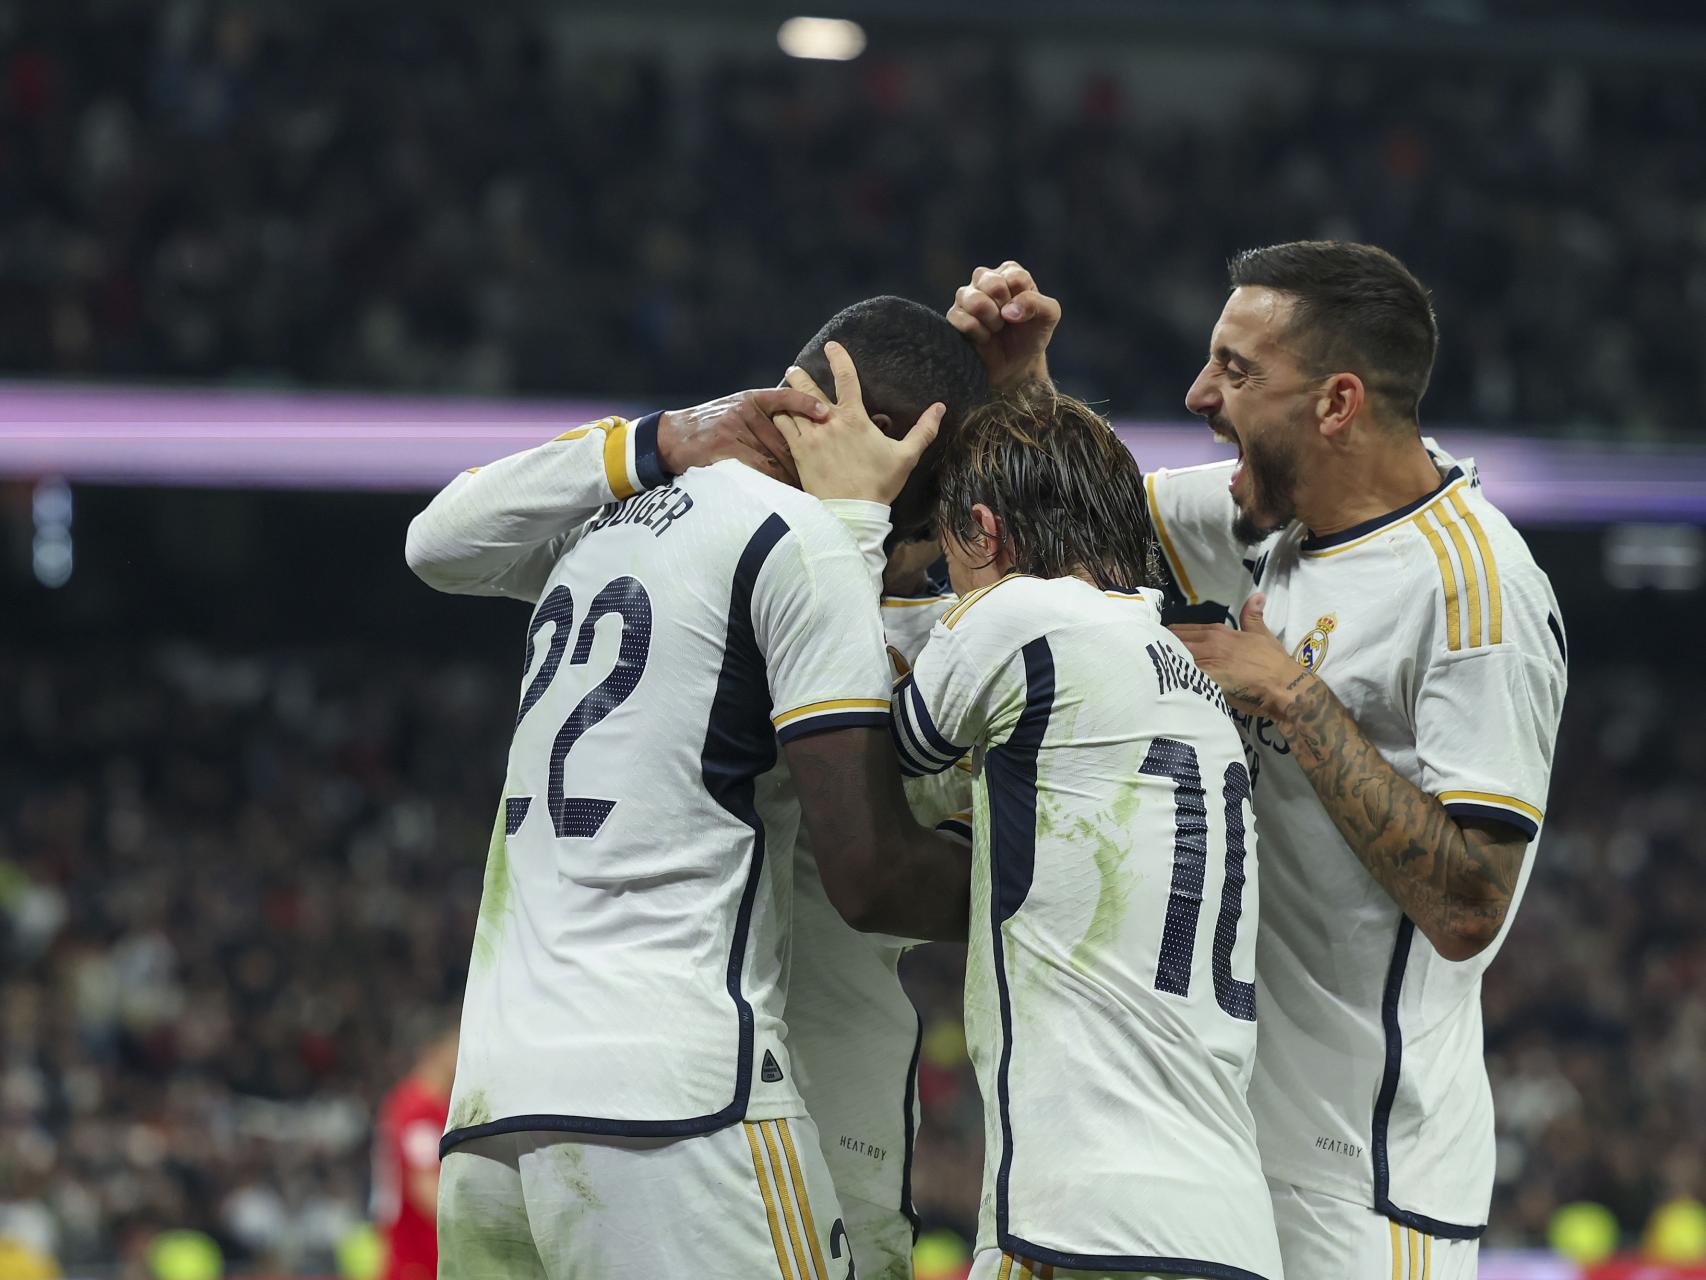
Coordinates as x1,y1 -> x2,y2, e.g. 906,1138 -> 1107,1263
1230,428 -> 1302,547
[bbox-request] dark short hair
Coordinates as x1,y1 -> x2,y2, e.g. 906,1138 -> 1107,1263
794,295 -> 990,443
1228,241 -> 1438,422
938,383 -> 1160,592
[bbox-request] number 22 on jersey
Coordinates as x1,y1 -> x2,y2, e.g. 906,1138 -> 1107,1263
510,577 -> 653,839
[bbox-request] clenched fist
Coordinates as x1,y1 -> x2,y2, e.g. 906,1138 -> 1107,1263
946,260 -> 1061,392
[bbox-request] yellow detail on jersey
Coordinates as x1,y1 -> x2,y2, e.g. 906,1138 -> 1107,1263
942,572 -> 1024,629
552,419 -> 612,443
602,418 -> 637,500
771,697 -> 890,729
1390,1220 -> 1402,1280
1413,512 -> 1462,651
881,594 -> 956,608
1303,475 -> 1469,559
887,645 -> 912,682
464,466 -> 481,474
954,757 -> 975,774
1438,790 -> 1544,824
1437,507 -> 1483,648
776,1120 -> 830,1280
1451,490 -> 1502,644
1144,471 -> 1199,603
1409,1227 -> 1421,1279
760,1121 -> 816,1280
997,1256 -> 1014,1280
1424,1231 -> 1432,1279
744,1123 -> 794,1280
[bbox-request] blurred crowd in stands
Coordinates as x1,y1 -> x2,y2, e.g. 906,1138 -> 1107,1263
1,641 -> 1701,1269
3,3 -> 1705,433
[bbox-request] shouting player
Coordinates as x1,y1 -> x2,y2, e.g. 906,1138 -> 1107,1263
950,247 -> 1567,1278
407,296 -> 986,1279
777,373 -> 1285,1280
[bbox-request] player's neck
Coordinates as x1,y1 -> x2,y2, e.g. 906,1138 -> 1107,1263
1298,431 -> 1443,539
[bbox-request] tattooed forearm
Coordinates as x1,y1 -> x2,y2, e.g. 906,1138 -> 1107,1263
1277,673 -> 1524,961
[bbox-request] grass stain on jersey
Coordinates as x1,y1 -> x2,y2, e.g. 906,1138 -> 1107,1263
471,799 -> 513,971
447,1087 -> 493,1132
436,1188 -> 539,1277
546,1142 -> 605,1210
1067,814 -> 1135,978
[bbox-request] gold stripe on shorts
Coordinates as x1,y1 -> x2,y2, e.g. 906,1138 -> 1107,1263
1390,1220 -> 1402,1280
1424,1230 -> 1433,1279
760,1121 -> 818,1280
743,1123 -> 793,1279
776,1120 -> 830,1280
997,1255 -> 1013,1280
1409,1226 -> 1421,1279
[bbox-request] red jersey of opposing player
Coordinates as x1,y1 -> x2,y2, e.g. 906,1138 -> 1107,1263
373,1033 -> 456,1280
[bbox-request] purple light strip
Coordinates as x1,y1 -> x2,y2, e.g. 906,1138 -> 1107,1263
3,381 -> 1704,522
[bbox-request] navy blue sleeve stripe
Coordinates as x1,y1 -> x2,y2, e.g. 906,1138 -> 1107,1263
889,717 -> 935,777
905,677 -> 963,760
895,696 -> 954,764
1442,801 -> 1540,841
774,709 -> 891,744
936,818 -> 973,843
632,410 -> 670,488
893,704 -> 959,776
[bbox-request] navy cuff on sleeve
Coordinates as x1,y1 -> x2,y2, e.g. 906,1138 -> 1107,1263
1442,801 -> 1540,841
633,410 -> 670,487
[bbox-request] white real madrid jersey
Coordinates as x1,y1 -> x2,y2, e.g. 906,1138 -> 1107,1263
407,420 -> 894,1151
893,575 -> 1282,1280
1146,442 -> 1567,1238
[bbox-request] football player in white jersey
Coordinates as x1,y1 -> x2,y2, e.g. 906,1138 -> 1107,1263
406,295 -> 989,1280
948,247 -> 1567,1279
778,372 -> 1285,1280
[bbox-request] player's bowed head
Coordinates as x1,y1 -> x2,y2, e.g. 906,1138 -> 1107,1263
786,295 -> 991,540
934,383 -> 1163,599
654,296 -> 990,529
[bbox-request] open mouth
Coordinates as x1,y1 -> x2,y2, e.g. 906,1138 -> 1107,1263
1209,418 -> 1246,495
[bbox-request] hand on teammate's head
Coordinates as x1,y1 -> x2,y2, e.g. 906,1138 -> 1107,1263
773,342 -> 945,506
656,388 -> 826,485
947,260 -> 1061,392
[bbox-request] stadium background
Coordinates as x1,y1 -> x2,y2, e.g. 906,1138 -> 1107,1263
3,1 -> 1706,1276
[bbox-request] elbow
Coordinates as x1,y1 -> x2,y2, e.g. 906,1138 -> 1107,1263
823,879 -> 887,935
1425,916 -> 1503,963
404,516 -> 461,591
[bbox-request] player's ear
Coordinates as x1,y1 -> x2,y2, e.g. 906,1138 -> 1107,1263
1317,372 -> 1365,439
971,503 -> 1009,566
870,411 -> 896,439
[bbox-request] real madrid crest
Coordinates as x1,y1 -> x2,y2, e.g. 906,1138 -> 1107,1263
1292,614 -> 1336,673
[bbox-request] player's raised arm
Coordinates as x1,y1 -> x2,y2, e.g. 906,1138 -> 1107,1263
945,260 -> 1060,392
404,389 -> 825,600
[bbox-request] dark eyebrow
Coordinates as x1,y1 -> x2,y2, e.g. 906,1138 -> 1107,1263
1215,344 -> 1258,373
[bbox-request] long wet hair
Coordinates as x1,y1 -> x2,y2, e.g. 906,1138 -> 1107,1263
937,382 -> 1161,592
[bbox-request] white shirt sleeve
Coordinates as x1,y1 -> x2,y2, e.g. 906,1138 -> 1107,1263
890,582 -> 1029,777
404,414 -> 669,602
755,509 -> 895,744
1144,461 -> 1251,607
880,592 -> 958,676
818,498 -> 892,597
1415,597 -> 1567,841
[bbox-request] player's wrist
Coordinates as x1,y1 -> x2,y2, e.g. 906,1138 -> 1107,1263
632,411 -> 672,486
1266,665 -> 1319,726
